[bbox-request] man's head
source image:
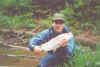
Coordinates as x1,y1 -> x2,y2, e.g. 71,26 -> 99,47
52,13 -> 65,32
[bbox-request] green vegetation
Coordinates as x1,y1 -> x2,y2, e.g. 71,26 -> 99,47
0,0 -> 100,66
70,44 -> 100,67
0,14 -> 35,29
0,0 -> 99,34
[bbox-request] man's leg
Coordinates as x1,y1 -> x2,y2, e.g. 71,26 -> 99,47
37,47 -> 70,67
37,53 -> 62,67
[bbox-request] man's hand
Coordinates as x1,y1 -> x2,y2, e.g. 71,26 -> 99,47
59,39 -> 67,47
34,46 -> 41,54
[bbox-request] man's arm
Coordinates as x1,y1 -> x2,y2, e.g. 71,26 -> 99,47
66,36 -> 75,56
29,29 -> 49,51
62,25 -> 75,56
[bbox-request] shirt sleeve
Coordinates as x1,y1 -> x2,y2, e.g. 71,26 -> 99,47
66,36 -> 75,56
29,29 -> 49,51
63,25 -> 75,56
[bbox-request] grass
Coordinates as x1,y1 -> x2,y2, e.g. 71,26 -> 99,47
61,44 -> 100,67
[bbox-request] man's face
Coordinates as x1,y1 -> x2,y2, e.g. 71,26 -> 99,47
53,20 -> 64,32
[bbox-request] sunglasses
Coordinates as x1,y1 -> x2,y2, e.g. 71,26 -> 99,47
54,20 -> 64,24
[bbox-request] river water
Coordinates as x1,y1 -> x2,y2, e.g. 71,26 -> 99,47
0,45 -> 42,67
0,44 -> 45,67
0,45 -> 18,66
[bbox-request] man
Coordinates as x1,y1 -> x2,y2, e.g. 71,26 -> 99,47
29,13 -> 75,67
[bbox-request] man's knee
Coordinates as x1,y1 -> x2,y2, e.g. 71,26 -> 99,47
37,63 -> 44,67
37,62 -> 52,67
37,54 -> 55,67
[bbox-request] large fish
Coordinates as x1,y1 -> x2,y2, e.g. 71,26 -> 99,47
36,32 -> 73,51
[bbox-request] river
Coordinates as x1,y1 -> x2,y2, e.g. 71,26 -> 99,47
0,45 -> 44,67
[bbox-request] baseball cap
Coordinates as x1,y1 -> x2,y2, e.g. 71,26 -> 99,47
53,13 -> 65,21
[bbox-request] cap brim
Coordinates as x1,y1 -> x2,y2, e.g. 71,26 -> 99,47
53,18 -> 64,21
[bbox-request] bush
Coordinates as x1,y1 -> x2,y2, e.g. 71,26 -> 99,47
0,14 -> 35,29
